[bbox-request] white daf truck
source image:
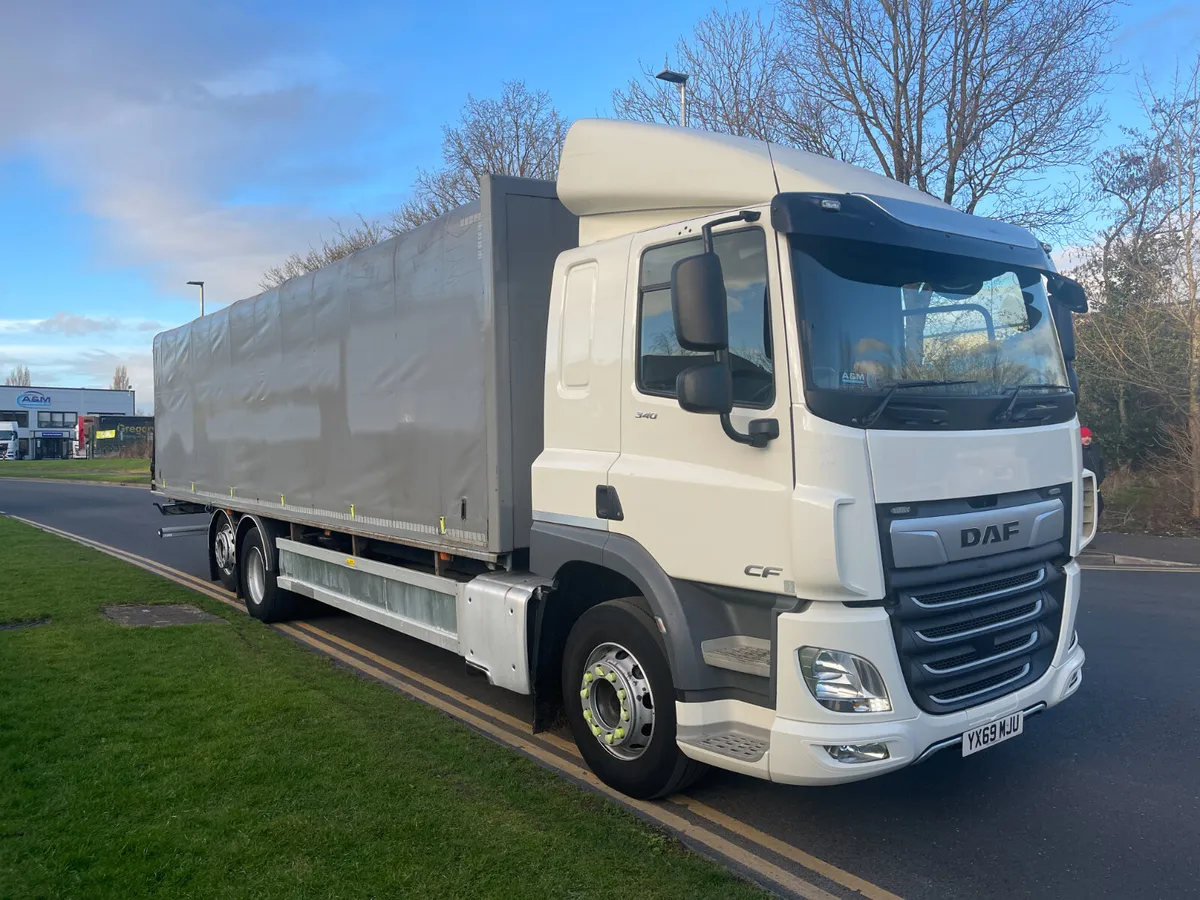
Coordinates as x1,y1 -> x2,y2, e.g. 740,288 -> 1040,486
153,120 -> 1094,799
0,421 -> 18,460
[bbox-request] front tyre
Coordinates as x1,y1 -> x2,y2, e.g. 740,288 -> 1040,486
562,599 -> 706,799
239,525 -> 299,623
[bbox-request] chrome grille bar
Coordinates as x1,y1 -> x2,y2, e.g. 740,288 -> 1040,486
914,598 -> 1043,644
922,630 -> 1039,675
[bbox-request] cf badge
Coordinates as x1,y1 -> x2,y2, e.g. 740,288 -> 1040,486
744,565 -> 783,578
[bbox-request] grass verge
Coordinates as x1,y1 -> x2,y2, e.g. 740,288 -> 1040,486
0,517 -> 763,900
0,458 -> 149,484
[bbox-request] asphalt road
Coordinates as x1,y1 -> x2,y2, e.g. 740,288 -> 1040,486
3,479 -> 1198,900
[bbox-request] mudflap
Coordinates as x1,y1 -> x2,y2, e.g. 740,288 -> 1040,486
530,586 -> 565,734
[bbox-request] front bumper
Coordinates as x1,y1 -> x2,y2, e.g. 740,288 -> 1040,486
765,641 -> 1083,784
677,561 -> 1085,785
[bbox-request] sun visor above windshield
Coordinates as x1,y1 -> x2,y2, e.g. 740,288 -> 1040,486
771,192 -> 1052,272
856,194 -> 1042,250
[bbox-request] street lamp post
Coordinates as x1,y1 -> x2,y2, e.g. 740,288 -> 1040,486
656,69 -> 689,128
186,280 -> 205,317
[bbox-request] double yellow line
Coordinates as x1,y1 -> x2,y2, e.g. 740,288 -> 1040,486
5,513 -> 904,900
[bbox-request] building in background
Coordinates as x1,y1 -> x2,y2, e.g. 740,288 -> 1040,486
0,386 -> 135,460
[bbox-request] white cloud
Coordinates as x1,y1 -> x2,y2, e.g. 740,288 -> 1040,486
0,315 -> 164,336
0,1 -> 388,304
0,343 -> 154,402
0,319 -> 41,334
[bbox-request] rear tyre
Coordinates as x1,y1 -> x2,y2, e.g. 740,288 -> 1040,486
211,511 -> 237,591
239,525 -> 299,623
562,598 -> 707,799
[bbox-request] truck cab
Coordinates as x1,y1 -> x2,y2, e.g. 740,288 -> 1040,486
530,121 -> 1092,793
0,422 -> 18,460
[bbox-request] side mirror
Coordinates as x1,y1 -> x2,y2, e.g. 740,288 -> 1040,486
677,362 -> 733,415
671,253 -> 729,352
1047,274 -> 1088,314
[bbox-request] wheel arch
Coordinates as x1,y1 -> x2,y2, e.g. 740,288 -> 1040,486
529,522 -> 705,730
530,521 -> 784,722
234,514 -> 288,595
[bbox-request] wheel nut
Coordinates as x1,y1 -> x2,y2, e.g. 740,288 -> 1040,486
617,689 -> 626,701
583,710 -> 592,722
592,725 -> 601,736
605,673 -> 617,682
584,672 -> 593,684
614,728 -> 625,739
605,733 -> 614,744
580,688 -> 589,698
621,709 -> 629,722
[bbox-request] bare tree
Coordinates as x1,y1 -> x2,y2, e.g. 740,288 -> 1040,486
612,6 -> 860,161
1146,61 -> 1200,517
1075,58 -> 1200,517
778,0 -> 1120,232
112,365 -> 131,391
4,365 -> 31,386
392,80 -> 568,231
260,82 -> 568,287
260,215 -> 390,290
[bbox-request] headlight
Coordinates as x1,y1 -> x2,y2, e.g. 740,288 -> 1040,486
798,647 -> 891,713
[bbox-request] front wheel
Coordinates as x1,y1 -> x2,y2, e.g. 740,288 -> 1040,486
562,599 -> 706,799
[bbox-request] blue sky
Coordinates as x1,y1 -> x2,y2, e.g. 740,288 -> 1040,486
0,0 -> 1197,411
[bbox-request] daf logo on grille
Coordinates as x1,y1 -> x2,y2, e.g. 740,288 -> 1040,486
961,521 -> 1020,548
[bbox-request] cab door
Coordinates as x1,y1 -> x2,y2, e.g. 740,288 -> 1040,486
606,217 -> 795,593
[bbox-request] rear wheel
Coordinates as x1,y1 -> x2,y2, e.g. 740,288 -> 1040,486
211,511 -> 237,591
562,599 -> 706,799
239,524 -> 299,623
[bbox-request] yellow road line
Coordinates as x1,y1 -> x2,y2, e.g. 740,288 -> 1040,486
5,512 -> 905,900
294,622 -> 899,900
672,796 -> 906,900
290,621 -> 583,757
278,623 -> 842,900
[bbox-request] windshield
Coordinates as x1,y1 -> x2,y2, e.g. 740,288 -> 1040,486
793,234 -> 1069,386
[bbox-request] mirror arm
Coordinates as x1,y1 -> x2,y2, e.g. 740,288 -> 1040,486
720,414 -> 779,448
701,210 -> 761,251
720,412 -> 754,445
714,351 -> 778,449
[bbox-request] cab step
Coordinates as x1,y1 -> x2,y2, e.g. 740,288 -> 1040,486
680,729 -> 769,763
700,635 -> 771,677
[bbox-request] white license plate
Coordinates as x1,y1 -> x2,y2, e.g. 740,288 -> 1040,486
961,711 -> 1023,757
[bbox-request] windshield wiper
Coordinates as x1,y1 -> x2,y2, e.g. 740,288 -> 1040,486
855,380 -> 978,428
994,384 -> 1071,423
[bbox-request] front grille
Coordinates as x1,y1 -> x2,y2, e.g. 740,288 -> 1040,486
924,630 -> 1038,674
886,560 -> 1064,713
929,664 -> 1030,704
912,569 -> 1044,608
877,486 -> 1071,715
916,599 -> 1040,641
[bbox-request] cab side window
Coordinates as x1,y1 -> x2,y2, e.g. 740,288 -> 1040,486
637,229 -> 773,407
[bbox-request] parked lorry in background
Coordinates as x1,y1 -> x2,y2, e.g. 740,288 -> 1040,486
153,120 -> 1095,799
0,421 -> 18,460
